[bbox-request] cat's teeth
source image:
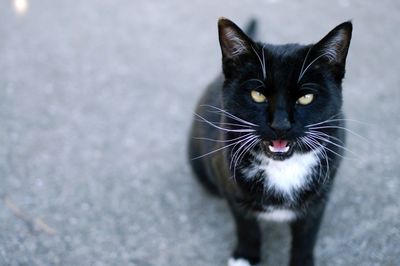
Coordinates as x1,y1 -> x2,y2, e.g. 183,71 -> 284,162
269,145 -> 290,153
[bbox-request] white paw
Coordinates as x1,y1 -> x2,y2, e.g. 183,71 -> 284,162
227,257 -> 251,266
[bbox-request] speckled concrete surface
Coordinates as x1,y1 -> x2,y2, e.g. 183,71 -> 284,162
0,0 -> 399,265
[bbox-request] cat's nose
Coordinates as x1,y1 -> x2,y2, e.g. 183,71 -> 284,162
271,118 -> 291,130
270,110 -> 291,136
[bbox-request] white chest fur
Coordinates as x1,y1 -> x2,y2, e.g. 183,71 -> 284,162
244,151 -> 319,199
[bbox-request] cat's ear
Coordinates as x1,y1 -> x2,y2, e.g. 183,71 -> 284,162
314,21 -> 353,66
218,17 -> 253,59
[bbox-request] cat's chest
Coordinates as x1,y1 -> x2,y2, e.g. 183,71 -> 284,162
242,151 -> 319,199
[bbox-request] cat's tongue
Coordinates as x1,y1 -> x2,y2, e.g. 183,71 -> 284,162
269,140 -> 289,153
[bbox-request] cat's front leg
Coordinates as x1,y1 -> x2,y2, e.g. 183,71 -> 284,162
289,203 -> 326,266
228,202 -> 261,266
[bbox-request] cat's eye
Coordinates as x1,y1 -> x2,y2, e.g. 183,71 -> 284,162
297,94 -> 314,105
251,90 -> 266,103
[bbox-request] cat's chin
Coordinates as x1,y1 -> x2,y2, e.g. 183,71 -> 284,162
261,140 -> 295,161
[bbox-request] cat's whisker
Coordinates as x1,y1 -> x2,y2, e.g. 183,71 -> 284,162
191,133 -> 256,160
308,129 -> 344,145
298,52 -> 331,82
194,113 -> 256,133
197,110 -> 252,127
261,43 -> 266,78
231,136 -> 260,180
236,138 -> 260,168
307,125 -> 369,142
307,130 -> 345,145
300,137 -> 324,182
191,141 -> 236,160
229,137 -> 249,180
306,131 -> 357,157
306,118 -> 369,128
230,136 -> 256,180
230,135 -> 258,170
194,119 -> 254,129
233,138 -> 259,181
294,138 -> 305,153
192,133 -> 253,143
199,104 -> 258,127
304,113 -> 344,129
251,44 -> 267,79
305,135 -> 350,160
233,137 -> 259,168
307,130 -> 346,146
298,47 -> 312,84
301,136 -> 330,183
203,108 -> 257,127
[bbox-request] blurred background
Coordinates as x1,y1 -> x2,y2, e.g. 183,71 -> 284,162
0,0 -> 399,265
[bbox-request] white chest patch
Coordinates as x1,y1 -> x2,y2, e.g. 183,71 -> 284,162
243,151 -> 319,199
258,209 -> 297,222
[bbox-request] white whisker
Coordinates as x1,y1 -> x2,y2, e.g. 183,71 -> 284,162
308,129 -> 345,145
305,113 -> 343,128
251,44 -> 267,79
194,113 -> 256,133
261,43 -> 266,78
301,136 -> 330,183
191,134 -> 255,160
298,51 -> 330,83
230,135 -> 257,170
307,125 -> 369,141
306,135 -> 348,160
236,138 -> 260,167
230,135 -> 259,179
194,119 -> 254,128
233,138 -> 260,180
306,118 -> 369,128
298,47 -> 312,83
192,133 -> 253,143
200,104 -> 258,127
306,131 -> 357,157
301,137 -> 325,182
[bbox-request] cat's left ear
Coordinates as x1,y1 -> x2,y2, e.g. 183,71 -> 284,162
314,21 -> 353,66
218,17 -> 254,59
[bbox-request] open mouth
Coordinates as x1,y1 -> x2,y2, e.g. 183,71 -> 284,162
262,139 -> 294,160
268,140 -> 290,153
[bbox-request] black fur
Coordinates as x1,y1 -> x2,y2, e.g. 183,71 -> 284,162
188,18 -> 352,266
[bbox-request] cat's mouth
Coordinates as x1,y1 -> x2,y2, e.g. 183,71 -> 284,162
262,140 -> 294,160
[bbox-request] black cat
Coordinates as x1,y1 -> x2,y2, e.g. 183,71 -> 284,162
188,18 -> 352,266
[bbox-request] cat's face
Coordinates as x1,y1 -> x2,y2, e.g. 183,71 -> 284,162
218,18 -> 352,160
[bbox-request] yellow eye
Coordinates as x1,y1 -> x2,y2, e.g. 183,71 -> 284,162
251,90 -> 266,103
297,94 -> 314,105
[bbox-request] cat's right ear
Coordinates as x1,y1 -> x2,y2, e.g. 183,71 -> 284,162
218,18 -> 253,59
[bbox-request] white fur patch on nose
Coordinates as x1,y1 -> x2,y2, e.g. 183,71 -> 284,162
227,258 -> 252,266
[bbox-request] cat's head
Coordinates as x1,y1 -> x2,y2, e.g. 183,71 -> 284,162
218,18 -> 352,160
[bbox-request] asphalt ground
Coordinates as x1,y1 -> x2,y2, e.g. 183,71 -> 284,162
0,0 -> 399,265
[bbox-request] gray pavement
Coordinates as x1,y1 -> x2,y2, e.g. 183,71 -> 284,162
0,0 -> 399,265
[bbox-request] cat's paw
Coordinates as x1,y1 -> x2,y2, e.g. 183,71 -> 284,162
227,258 -> 252,266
